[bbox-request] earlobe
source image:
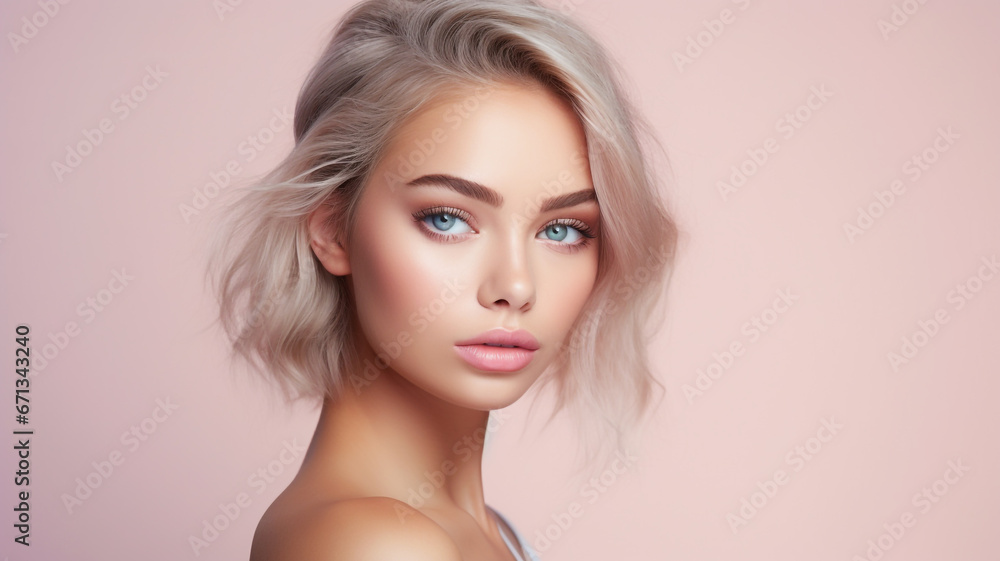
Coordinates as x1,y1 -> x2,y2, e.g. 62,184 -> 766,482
307,207 -> 351,276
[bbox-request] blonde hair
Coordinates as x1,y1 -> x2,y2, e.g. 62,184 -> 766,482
209,0 -> 678,462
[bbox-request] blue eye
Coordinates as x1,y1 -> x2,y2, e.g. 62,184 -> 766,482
540,223 -> 577,243
537,221 -> 593,246
414,207 -> 474,237
427,212 -> 463,232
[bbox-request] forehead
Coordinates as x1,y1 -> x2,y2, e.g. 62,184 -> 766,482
381,82 -> 593,197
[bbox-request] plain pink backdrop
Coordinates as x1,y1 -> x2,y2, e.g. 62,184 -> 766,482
1,0 -> 998,559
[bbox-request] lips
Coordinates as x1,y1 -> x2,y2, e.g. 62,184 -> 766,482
455,328 -> 540,350
454,328 -> 540,372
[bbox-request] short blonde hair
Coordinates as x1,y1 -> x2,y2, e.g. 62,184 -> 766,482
209,0 -> 678,462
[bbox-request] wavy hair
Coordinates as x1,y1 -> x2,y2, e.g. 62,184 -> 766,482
208,0 -> 679,463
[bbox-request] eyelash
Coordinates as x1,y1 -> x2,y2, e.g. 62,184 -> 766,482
411,205 -> 596,252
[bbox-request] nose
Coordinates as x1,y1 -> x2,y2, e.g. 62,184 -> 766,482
477,236 -> 535,312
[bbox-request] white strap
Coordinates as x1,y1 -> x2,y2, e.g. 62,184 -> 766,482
496,519 -> 527,561
490,506 -> 538,561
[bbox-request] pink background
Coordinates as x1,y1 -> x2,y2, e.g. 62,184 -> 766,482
2,0 -> 998,559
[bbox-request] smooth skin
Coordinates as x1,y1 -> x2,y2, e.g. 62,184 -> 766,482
251,82 -> 600,560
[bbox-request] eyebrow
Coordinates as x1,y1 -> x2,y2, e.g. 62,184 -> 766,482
405,174 -> 597,212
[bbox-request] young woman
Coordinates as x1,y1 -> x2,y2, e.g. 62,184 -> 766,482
209,0 -> 678,559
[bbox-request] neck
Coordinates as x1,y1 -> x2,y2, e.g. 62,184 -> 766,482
301,358 -> 494,522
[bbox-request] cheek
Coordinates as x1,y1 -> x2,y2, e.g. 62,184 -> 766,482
349,213 -> 467,346
537,251 -> 599,333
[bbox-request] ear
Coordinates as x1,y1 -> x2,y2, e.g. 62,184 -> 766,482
307,205 -> 351,276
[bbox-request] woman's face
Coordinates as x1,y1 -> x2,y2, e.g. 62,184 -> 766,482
316,82 -> 600,411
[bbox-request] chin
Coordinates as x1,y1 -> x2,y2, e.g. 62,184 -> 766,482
413,366 -> 541,412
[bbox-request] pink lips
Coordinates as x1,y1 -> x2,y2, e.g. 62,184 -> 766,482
454,328 -> 540,372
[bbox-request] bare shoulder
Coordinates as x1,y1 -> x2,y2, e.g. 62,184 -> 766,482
250,495 -> 462,561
